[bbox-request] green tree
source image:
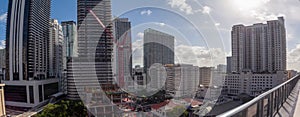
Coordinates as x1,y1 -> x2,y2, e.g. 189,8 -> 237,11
36,100 -> 87,117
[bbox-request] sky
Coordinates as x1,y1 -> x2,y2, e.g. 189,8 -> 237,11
1,0 -> 300,71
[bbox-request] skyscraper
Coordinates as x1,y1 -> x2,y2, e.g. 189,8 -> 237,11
49,19 -> 64,79
231,17 -> 286,73
49,19 -> 64,91
226,17 -> 287,97
113,18 -> 132,88
67,0 -> 120,116
4,0 -> 58,108
61,21 -> 78,70
143,28 -> 175,75
68,0 -> 113,100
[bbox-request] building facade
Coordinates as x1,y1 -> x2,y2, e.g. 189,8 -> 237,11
226,57 -> 232,74
67,0 -> 114,100
0,49 -> 5,70
132,65 -> 146,90
67,0 -> 116,116
0,49 -> 5,80
175,64 -> 199,98
225,71 -> 286,97
226,17 -> 287,97
113,18 -> 132,88
216,64 -> 226,73
61,21 -> 78,70
49,19 -> 64,79
199,67 -> 213,87
164,64 -> 199,98
143,28 -> 175,83
231,17 -> 286,73
4,0 -> 59,108
49,19 -> 64,91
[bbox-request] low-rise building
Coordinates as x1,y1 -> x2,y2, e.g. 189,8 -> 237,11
225,71 -> 287,97
199,67 -> 213,87
165,64 -> 199,98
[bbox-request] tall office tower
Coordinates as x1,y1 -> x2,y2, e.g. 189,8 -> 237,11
61,21 -> 78,69
199,67 -> 213,87
113,18 -> 132,88
4,0 -> 58,108
68,0 -> 118,115
68,0 -> 113,99
49,19 -> 64,79
49,19 -> 64,92
61,21 -> 77,94
231,17 -> 286,73
143,28 -> 175,79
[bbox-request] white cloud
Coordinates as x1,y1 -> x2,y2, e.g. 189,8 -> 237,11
0,13 -> 7,22
202,6 -> 212,14
287,33 -> 294,41
288,44 -> 300,71
167,0 -> 194,15
250,10 -> 285,21
175,45 -> 226,67
0,40 -> 5,49
215,23 -> 221,26
136,32 -> 144,39
155,22 -> 166,27
167,0 -> 213,15
140,10 -> 152,16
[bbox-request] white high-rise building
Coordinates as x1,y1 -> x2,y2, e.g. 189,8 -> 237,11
231,17 -> 286,73
226,17 -> 287,97
49,19 -> 64,91
49,19 -> 64,79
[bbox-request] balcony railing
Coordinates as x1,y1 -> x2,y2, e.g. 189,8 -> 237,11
217,74 -> 300,117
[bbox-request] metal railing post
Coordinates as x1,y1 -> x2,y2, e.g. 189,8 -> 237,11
256,99 -> 264,117
267,93 -> 273,117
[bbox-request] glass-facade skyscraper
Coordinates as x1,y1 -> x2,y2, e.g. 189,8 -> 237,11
4,0 -> 58,108
68,0 -> 114,99
61,21 -> 78,71
113,18 -> 132,88
143,28 -> 175,74
61,21 -> 78,58
143,28 -> 175,90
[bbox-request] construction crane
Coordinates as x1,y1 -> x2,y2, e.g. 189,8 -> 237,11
89,9 -> 132,89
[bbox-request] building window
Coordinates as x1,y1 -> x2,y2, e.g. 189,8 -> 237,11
39,85 -> 43,102
29,86 -> 34,104
44,83 -> 58,100
4,86 -> 27,103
